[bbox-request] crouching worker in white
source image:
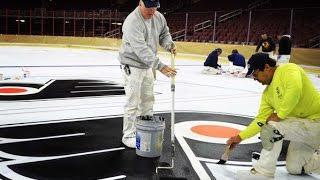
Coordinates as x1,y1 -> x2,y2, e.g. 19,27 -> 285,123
202,48 -> 222,75
118,0 -> 177,148
226,49 -> 246,75
226,53 -> 320,179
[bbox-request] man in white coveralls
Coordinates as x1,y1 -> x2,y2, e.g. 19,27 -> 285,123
118,0 -> 177,148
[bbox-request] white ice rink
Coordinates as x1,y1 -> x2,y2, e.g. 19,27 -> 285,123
0,46 -> 319,180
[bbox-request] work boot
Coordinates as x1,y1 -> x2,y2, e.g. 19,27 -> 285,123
122,136 -> 136,148
236,168 -> 274,180
314,150 -> 320,174
305,150 -> 320,174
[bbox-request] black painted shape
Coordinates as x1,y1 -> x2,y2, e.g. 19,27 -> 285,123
10,149 -> 160,180
0,173 -> 11,180
0,157 -> 13,162
0,83 -> 43,89
0,79 -> 125,101
0,116 -> 164,180
0,117 -> 123,156
0,112 -> 264,180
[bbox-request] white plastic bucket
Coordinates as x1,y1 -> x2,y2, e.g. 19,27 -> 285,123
136,116 -> 165,158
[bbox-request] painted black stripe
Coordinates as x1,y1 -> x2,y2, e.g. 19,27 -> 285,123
0,83 -> 43,89
0,115 -> 119,127
0,95 -> 119,103
9,149 -> 155,180
0,79 -> 125,101
0,116 -> 159,180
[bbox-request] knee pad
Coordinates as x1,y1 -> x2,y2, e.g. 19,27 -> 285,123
286,164 -> 303,175
260,124 -> 284,151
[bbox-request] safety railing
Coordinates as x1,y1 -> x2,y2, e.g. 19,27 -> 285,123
171,29 -> 186,40
104,28 -> 120,38
218,9 -> 243,22
248,0 -> 271,10
309,35 -> 320,48
194,20 -> 212,32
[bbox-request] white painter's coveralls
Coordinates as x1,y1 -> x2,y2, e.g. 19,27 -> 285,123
118,7 -> 174,139
122,66 -> 155,138
255,118 -> 320,176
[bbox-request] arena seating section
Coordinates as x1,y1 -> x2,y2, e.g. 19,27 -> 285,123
0,0 -> 319,47
165,8 -> 319,47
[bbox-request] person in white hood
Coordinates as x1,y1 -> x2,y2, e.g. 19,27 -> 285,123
276,34 -> 292,64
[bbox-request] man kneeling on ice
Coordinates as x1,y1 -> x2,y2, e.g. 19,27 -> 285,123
227,53 -> 320,180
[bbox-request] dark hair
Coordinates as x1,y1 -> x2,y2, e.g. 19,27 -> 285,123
259,57 -> 276,71
232,49 -> 238,54
247,53 -> 277,75
215,48 -> 222,54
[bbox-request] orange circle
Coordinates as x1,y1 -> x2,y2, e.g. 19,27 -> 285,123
0,87 -> 27,93
191,125 -> 240,138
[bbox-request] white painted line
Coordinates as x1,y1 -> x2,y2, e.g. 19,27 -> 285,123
0,147 -> 125,162
155,110 -> 254,119
75,85 -> 119,88
197,157 -> 252,166
175,127 -> 211,180
0,147 -> 125,180
70,89 -> 123,93
198,157 -> 286,166
38,79 -> 55,91
98,175 -> 126,180
0,114 -> 122,128
0,133 -> 85,144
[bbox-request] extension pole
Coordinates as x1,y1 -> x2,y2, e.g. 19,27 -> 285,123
170,52 -> 176,168
156,52 -> 176,173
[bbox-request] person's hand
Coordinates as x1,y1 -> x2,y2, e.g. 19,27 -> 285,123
160,65 -> 177,78
170,43 -> 177,56
237,72 -> 247,78
267,113 -> 282,123
277,55 -> 281,60
226,135 -> 242,150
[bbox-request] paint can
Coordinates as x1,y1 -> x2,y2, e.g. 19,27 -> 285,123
22,69 -> 30,78
136,115 -> 165,158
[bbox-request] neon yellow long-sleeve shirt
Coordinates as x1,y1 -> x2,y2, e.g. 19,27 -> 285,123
239,63 -> 320,140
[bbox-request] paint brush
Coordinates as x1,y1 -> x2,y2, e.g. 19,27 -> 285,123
216,144 -> 232,164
